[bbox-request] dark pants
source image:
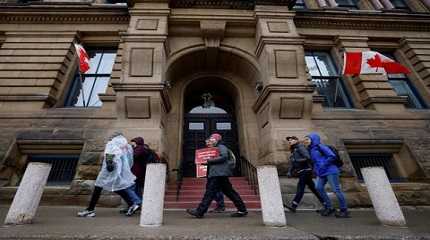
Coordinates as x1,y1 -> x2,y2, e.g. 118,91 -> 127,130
196,176 -> 246,215
292,171 -> 324,207
87,185 -> 141,211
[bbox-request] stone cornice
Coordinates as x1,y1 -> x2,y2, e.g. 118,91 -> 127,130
0,6 -> 129,24
253,84 -> 315,113
295,11 -> 430,32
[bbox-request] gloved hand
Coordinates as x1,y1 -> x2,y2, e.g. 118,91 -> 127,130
105,154 -> 115,172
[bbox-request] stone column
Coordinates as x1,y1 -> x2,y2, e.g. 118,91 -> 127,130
361,167 -> 406,226
353,74 -> 407,112
424,0 -> 430,8
140,163 -> 166,227
400,38 -> 430,92
257,166 -> 286,227
380,0 -> 394,9
316,0 -> 328,7
254,5 -> 314,166
370,0 -> 384,9
4,162 -> 52,225
111,0 -> 171,156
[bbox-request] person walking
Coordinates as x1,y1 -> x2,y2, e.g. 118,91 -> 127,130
305,132 -> 350,218
186,133 -> 247,218
284,136 -> 324,213
77,133 -> 142,217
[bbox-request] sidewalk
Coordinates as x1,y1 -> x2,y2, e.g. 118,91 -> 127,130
1,205 -> 430,240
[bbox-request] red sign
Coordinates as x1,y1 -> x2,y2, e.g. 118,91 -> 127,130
195,147 -> 219,178
196,164 -> 207,178
195,147 -> 219,164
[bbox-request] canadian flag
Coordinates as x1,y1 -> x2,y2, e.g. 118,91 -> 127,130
342,51 -> 410,76
74,43 -> 90,73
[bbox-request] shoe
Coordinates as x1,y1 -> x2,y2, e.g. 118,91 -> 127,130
316,207 -> 324,214
209,206 -> 225,213
335,210 -> 351,218
320,208 -> 335,217
230,211 -> 248,217
284,204 -> 296,213
186,208 -> 203,218
126,204 -> 140,216
119,207 -> 129,214
77,209 -> 96,217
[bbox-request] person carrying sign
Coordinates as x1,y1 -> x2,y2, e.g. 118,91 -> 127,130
186,133 -> 247,218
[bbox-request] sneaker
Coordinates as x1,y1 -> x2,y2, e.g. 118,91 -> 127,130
315,207 -> 324,214
186,208 -> 203,218
77,209 -> 96,217
320,208 -> 335,217
335,210 -> 351,218
284,204 -> 296,213
230,211 -> 248,217
119,207 -> 129,214
125,204 -> 140,216
209,206 -> 225,213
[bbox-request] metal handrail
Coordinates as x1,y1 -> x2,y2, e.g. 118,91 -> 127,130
171,159 -> 184,201
239,156 -> 258,195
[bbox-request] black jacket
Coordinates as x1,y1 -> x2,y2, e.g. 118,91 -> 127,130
207,143 -> 233,178
288,143 -> 312,176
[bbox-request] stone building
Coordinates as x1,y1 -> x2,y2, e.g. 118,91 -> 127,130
0,0 -> 430,208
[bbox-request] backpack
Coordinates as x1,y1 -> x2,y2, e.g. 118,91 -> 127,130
318,144 -> 343,168
144,144 -> 160,163
227,149 -> 236,170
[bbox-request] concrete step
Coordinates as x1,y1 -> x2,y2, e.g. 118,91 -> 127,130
165,189 -> 257,196
167,185 -> 254,191
164,201 -> 261,209
165,195 -> 260,201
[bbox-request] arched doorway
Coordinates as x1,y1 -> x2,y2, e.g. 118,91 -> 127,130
181,77 -> 240,177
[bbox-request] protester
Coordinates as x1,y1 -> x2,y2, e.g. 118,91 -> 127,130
186,133 -> 247,218
284,136 -> 324,213
77,133 -> 142,217
204,138 -> 225,213
305,132 -> 350,218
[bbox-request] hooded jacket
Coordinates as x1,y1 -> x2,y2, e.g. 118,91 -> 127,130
131,137 -> 157,183
307,132 -> 338,177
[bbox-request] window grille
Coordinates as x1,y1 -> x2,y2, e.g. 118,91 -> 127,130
28,155 -> 79,186
349,153 -> 405,182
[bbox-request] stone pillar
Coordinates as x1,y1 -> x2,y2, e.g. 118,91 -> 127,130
254,5 -> 314,166
424,0 -> 430,8
361,167 -> 406,226
316,0 -> 328,7
353,74 -> 407,112
400,38 -> 430,92
380,0 -> 394,9
111,0 -> 171,155
4,162 -> 52,225
140,163 -> 166,227
370,0 -> 384,9
257,165 -> 286,227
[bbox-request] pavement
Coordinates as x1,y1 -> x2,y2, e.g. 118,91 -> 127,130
0,205 -> 430,240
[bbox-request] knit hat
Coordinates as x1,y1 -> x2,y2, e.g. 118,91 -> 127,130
209,133 -> 222,142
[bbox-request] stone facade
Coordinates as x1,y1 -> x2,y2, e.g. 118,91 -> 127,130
0,0 -> 430,207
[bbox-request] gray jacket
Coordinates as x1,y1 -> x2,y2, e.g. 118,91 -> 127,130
207,143 -> 233,178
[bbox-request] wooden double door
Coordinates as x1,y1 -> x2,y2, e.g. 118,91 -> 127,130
182,113 -> 240,177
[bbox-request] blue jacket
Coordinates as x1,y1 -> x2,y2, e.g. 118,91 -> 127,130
307,132 -> 339,177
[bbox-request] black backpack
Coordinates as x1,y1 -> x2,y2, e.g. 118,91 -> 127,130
318,144 -> 343,168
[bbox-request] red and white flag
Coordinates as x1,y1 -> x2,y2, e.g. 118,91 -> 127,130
342,51 -> 410,76
74,43 -> 90,73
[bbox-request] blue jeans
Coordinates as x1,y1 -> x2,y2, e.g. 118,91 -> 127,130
214,191 -> 225,208
316,173 -> 347,211
122,184 -> 142,206
134,181 -> 144,201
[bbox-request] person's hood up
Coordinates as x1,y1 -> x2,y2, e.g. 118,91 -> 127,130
131,137 -> 144,146
307,132 -> 321,148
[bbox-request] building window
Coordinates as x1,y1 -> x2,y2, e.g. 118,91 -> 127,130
390,0 -> 409,10
28,155 -> 79,186
305,51 -> 353,108
293,0 -> 307,9
336,0 -> 359,9
349,153 -> 405,182
382,52 -> 426,109
64,48 -> 116,107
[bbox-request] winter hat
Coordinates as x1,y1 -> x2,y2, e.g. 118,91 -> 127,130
210,133 -> 222,142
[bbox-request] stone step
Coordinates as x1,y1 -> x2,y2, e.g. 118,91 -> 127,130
165,195 -> 260,201
165,189 -> 257,196
164,201 -> 261,209
166,185 -> 254,191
